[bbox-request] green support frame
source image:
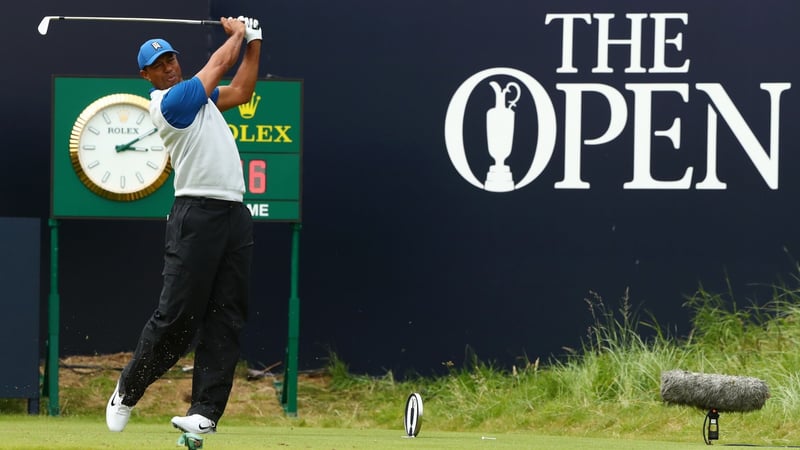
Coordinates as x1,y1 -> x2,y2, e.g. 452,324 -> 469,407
280,223 -> 301,416
46,219 -> 303,417
45,218 -> 60,415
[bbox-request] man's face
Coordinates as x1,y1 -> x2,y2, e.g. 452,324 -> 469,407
140,52 -> 182,90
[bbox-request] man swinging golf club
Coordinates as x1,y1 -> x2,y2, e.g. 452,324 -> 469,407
106,15 -> 262,434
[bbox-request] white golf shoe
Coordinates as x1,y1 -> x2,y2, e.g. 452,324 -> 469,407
171,414 -> 217,434
106,381 -> 133,432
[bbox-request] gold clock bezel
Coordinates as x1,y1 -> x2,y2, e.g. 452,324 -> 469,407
69,93 -> 172,202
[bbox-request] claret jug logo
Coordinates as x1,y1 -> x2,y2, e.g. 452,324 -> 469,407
444,12 -> 791,192
445,68 -> 557,192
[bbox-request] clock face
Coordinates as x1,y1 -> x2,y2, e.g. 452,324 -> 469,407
69,93 -> 171,201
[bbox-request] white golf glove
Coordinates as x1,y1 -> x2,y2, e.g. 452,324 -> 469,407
238,16 -> 262,43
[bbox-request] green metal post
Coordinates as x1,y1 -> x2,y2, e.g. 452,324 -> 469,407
47,218 -> 60,416
281,223 -> 301,416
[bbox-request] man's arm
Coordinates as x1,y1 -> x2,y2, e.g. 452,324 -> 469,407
216,18 -> 262,112
195,17 -> 246,99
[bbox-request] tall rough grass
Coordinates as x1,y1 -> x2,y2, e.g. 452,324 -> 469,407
321,279 -> 800,444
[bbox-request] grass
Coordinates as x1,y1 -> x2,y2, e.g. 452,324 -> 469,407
0,416 -> 707,450
6,276 -> 800,448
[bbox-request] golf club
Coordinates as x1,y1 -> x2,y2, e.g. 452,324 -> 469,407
38,16 -> 222,36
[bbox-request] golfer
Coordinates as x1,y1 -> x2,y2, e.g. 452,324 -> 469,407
106,16 -> 262,434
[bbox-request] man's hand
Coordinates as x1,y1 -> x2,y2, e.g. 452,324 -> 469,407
237,16 -> 262,44
220,16 -> 246,38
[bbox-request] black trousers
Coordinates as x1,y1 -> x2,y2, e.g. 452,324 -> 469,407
120,196 -> 253,423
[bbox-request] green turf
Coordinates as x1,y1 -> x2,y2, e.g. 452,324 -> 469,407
1,415 -> 710,449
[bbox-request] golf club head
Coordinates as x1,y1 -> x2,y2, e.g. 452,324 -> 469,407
38,16 -> 54,35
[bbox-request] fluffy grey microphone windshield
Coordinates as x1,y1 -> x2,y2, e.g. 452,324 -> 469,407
660,370 -> 769,412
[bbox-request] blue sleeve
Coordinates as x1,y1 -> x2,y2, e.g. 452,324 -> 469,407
161,77 -> 220,129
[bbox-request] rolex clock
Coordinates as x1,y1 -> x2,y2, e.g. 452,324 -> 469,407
69,93 -> 171,201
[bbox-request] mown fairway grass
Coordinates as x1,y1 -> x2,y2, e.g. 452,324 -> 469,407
2,415 -> 709,450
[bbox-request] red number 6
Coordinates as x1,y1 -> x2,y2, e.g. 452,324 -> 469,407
249,160 -> 267,194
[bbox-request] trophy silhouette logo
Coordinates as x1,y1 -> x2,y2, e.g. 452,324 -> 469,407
484,80 -> 521,192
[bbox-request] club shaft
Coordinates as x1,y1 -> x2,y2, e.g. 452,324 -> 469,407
38,15 -> 222,35
50,16 -> 221,26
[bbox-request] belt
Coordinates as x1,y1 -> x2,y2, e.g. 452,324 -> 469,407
176,196 -> 241,209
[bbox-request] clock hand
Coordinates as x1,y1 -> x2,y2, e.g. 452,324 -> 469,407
115,128 -> 158,152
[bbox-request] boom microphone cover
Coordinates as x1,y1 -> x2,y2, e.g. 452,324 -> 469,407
660,370 -> 769,412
